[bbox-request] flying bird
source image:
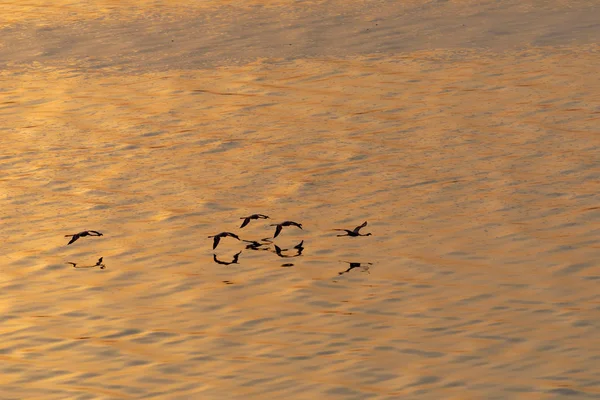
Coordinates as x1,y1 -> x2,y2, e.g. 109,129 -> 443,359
333,221 -> 372,237
213,251 -> 242,265
270,221 -> 302,238
240,214 -> 269,228
65,230 -> 103,245
208,232 -> 240,250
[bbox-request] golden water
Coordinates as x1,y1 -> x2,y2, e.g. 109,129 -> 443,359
1,1 -> 599,398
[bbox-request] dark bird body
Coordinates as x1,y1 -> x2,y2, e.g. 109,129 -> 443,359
213,251 -> 242,265
240,214 -> 269,228
65,230 -> 103,245
208,232 -> 240,249
333,221 -> 371,237
270,221 -> 302,238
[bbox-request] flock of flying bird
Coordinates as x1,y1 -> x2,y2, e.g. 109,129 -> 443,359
64,214 -> 373,275
208,214 -> 372,273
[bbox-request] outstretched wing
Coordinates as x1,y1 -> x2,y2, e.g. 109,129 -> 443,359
67,235 -> 79,245
273,225 -> 283,238
212,236 -> 221,250
88,230 -> 103,236
274,245 -> 284,256
240,218 -> 250,228
354,221 -> 367,233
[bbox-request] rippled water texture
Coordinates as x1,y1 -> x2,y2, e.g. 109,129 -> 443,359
1,1 -> 599,399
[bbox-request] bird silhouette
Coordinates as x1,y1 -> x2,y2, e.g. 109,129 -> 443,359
273,245 -> 290,258
208,232 -> 240,249
338,261 -> 372,275
273,241 -> 304,258
213,251 -> 242,265
243,240 -> 269,250
270,221 -> 302,238
65,230 -> 103,245
333,221 -> 371,237
67,256 -> 106,269
240,214 -> 269,228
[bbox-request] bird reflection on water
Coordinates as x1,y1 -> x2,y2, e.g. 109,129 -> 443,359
338,261 -> 372,275
243,239 -> 270,250
213,251 -> 242,265
273,240 -> 304,258
67,257 -> 106,269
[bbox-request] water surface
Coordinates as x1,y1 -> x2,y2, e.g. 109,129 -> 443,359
1,1 -> 599,398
